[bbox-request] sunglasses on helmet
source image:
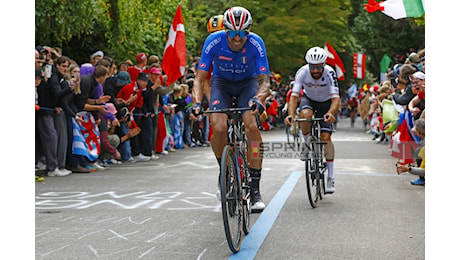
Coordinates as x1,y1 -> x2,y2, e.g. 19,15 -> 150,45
226,30 -> 249,38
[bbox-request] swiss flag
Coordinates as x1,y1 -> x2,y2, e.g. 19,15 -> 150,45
324,42 -> 346,81
162,4 -> 186,86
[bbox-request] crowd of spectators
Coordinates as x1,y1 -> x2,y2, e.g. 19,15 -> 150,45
35,47 -> 214,180
355,48 -> 426,186
34,47 -> 289,181
35,45 -> 425,186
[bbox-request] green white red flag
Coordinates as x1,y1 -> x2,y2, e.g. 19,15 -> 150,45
364,0 -> 425,20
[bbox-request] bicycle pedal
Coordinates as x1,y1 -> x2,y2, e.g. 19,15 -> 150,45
316,141 -> 328,145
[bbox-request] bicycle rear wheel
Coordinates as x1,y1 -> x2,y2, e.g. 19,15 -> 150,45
220,145 -> 243,253
305,143 -> 320,208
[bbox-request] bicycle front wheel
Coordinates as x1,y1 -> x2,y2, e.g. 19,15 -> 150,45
305,148 -> 320,208
286,124 -> 293,147
220,145 -> 243,253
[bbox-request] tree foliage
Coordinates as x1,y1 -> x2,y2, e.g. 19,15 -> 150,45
35,0 -> 96,45
35,0 -> 424,86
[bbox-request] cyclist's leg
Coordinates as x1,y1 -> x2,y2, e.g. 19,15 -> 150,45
316,100 -> 336,193
236,78 -> 261,170
298,95 -> 314,142
209,77 -> 233,164
237,78 -> 265,212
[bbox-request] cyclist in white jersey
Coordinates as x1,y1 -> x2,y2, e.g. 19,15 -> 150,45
285,46 -> 340,193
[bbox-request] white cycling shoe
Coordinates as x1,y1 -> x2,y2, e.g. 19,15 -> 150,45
325,178 -> 335,194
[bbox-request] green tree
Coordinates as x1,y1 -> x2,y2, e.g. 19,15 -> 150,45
35,0 -> 96,47
35,0 -> 424,87
351,6 -> 425,81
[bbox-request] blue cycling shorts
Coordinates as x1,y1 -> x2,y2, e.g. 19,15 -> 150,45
209,76 -> 258,110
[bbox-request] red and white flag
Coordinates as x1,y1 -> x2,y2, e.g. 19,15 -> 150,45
353,53 -> 366,79
324,42 -> 346,80
162,4 -> 186,86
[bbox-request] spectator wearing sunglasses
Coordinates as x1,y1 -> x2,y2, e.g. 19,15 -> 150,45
192,6 -> 271,213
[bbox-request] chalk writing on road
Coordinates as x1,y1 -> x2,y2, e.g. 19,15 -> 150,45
36,191 -> 220,211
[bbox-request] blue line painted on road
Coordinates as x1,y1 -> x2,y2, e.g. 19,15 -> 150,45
229,171 -> 302,260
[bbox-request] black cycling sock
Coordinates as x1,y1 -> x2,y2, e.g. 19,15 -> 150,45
249,168 -> 261,190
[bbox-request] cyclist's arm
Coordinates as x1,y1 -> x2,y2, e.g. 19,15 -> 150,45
288,95 -> 299,119
254,74 -> 271,103
327,97 -> 340,116
192,69 -> 208,104
204,78 -> 211,103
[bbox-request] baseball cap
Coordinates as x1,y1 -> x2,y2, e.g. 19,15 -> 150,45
411,71 -> 425,80
91,51 -> 104,59
137,72 -> 149,81
36,45 -> 47,54
150,67 -> 161,75
115,71 -> 131,86
116,107 -> 130,120
136,53 -> 147,63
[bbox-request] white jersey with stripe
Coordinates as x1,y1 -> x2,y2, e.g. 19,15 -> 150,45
291,64 -> 340,102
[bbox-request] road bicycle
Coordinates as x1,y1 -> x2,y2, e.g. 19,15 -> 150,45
296,115 -> 328,208
205,106 -> 262,253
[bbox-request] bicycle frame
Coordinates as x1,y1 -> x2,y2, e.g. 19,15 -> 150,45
205,107 -> 254,253
296,115 -> 327,208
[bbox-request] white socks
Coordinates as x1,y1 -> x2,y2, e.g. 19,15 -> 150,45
326,161 -> 334,179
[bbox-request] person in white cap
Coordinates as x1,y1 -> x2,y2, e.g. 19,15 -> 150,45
80,51 -> 105,76
408,71 -> 425,119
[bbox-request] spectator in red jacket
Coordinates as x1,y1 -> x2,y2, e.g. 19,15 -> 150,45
116,72 -> 151,161
127,53 -> 148,82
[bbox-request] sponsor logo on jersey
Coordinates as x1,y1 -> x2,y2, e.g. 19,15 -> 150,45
260,66 -> 267,72
242,56 -> 247,64
242,48 -> 247,54
218,55 -> 232,61
249,38 -> 265,57
212,100 -> 220,105
199,63 -> 206,68
204,37 -> 222,54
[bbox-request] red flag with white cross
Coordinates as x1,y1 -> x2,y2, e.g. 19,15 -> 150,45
162,4 -> 186,86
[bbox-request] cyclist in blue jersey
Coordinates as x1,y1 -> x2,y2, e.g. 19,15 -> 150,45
285,46 -> 340,194
192,6 -> 271,212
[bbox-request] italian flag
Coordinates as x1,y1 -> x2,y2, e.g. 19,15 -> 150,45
364,0 -> 425,20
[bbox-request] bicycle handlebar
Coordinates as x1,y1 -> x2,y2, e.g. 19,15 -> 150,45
295,117 -> 325,122
204,107 -> 264,131
204,107 -> 253,114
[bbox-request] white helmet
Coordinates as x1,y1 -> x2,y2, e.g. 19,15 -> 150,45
223,7 -> 252,31
305,47 -> 327,64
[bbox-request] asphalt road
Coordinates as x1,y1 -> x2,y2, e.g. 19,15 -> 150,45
35,117 -> 425,260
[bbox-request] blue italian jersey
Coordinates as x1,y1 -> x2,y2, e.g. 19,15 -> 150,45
197,30 -> 270,81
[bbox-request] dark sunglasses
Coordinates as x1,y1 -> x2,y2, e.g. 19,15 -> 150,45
309,63 -> 324,71
226,30 -> 249,38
